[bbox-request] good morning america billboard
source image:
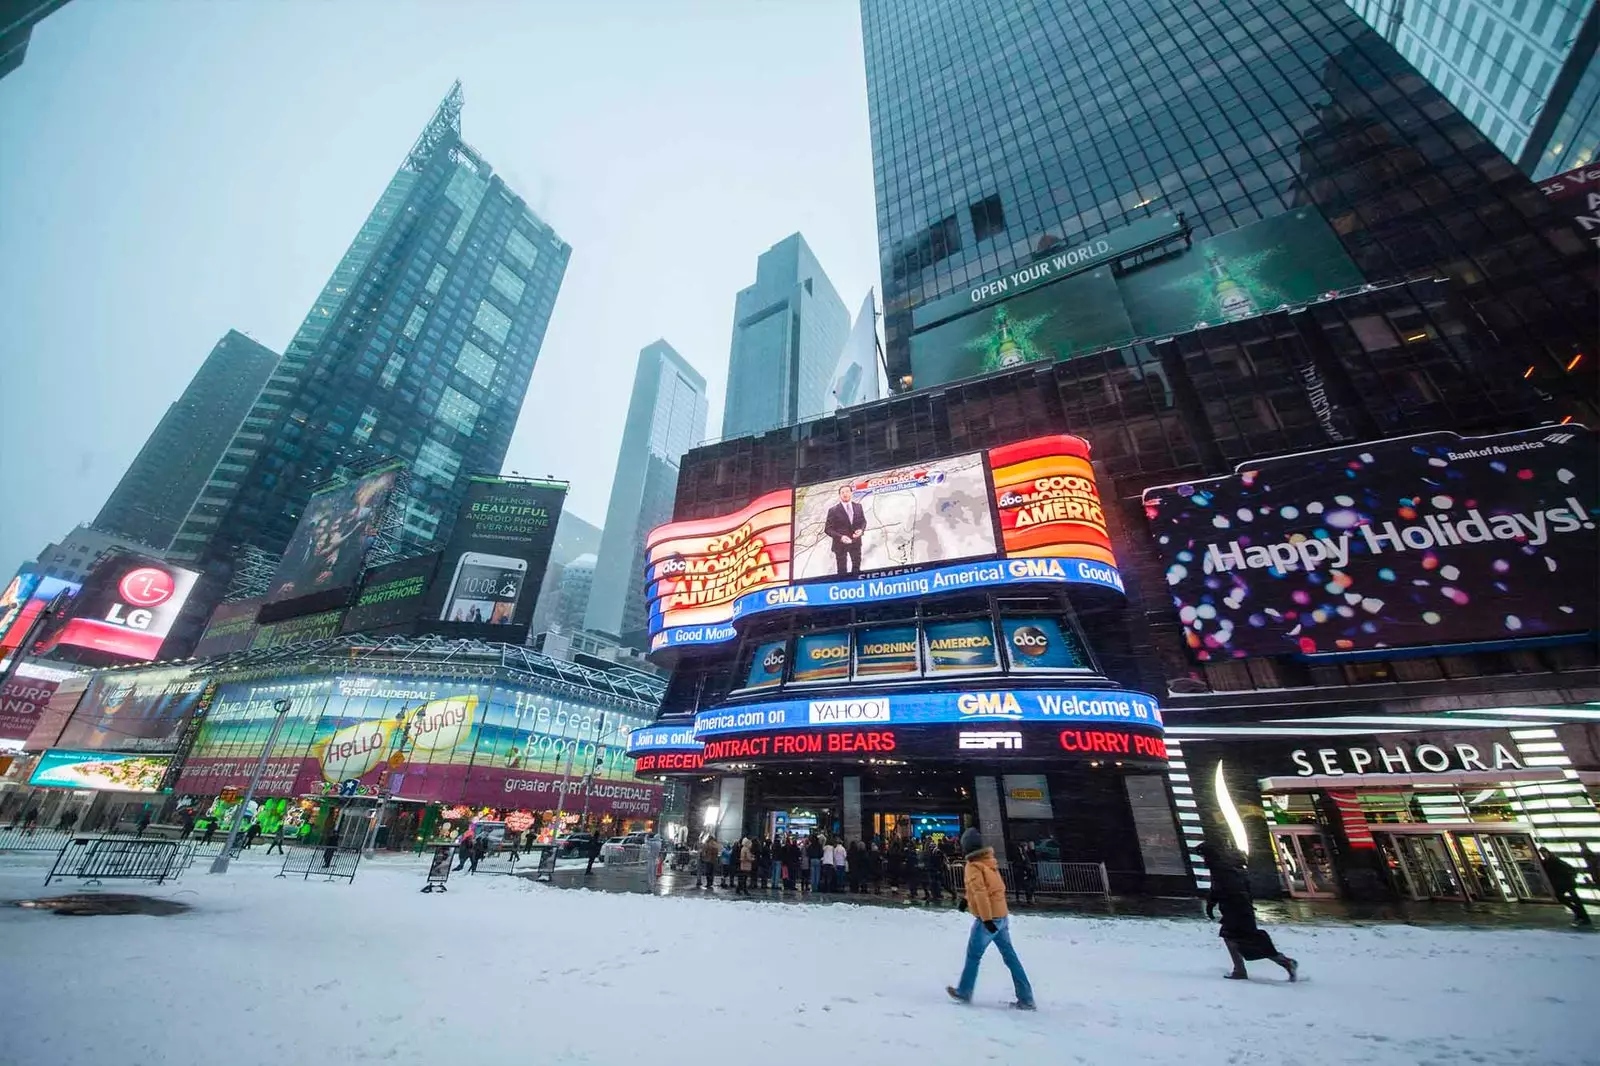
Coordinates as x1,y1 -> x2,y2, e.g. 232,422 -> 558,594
643,435 -> 1123,649
1142,426 -> 1598,660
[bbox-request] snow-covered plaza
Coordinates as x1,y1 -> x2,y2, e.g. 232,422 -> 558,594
0,853 -> 1593,1066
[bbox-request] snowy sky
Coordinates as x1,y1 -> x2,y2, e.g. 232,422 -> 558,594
0,0 -> 879,573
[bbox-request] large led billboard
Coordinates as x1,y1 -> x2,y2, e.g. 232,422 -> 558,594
0,571 -> 41,647
192,599 -> 263,659
40,554 -> 199,662
56,666 -> 206,752
425,478 -> 565,644
791,452 -> 997,579
0,575 -> 80,655
1143,426 -> 1599,660
645,435 -> 1125,649
646,489 -> 792,635
908,209 -> 1362,390
29,749 -> 171,792
265,464 -> 401,610
341,554 -> 439,635
175,675 -> 660,814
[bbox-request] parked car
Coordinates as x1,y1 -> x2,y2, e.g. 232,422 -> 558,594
554,832 -> 598,856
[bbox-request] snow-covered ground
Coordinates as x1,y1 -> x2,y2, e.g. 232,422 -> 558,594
0,853 -> 1594,1066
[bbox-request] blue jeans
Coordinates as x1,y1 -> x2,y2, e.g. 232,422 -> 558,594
954,917 -> 1033,1005
771,860 -> 782,885
809,858 -> 821,892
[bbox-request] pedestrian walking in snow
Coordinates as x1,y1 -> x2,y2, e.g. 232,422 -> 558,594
21,808 -> 38,835
471,832 -> 488,874
245,820 -> 262,849
266,821 -> 287,855
926,840 -> 947,904
1200,842 -> 1298,981
585,833 -> 603,875
782,838 -> 800,892
946,828 -> 1035,1010
454,828 -> 474,871
806,834 -> 823,893
201,818 -> 217,846
698,835 -> 720,890
136,810 -> 152,837
1540,847 -> 1593,926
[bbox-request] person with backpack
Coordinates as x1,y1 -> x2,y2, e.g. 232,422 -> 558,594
946,829 -> 1035,1011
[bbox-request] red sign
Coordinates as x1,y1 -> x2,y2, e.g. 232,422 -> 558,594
703,729 -> 897,762
118,568 -> 176,607
988,435 -> 1117,565
1059,729 -> 1168,760
0,676 -> 60,741
633,751 -> 705,773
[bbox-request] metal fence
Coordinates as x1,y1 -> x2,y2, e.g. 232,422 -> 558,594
45,837 -> 197,886
948,860 -> 1111,898
276,843 -> 363,883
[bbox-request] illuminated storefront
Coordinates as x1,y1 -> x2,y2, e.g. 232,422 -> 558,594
27,638 -> 666,845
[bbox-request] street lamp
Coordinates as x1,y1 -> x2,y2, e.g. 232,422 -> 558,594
209,698 -> 292,874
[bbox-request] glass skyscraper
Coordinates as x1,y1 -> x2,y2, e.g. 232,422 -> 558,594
1346,0 -> 1598,178
720,233 -> 851,439
860,0 -> 1595,412
587,341 -> 707,644
95,329 -> 279,550
168,84 -> 570,635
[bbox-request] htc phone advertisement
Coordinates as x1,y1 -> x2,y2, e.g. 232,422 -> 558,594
426,476 -> 566,644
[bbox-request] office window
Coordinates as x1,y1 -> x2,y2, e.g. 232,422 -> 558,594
473,300 -> 512,344
455,341 -> 498,388
436,387 -> 481,435
490,263 -> 526,305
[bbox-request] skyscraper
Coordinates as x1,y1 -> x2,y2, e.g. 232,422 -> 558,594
1,0 -> 70,81
167,83 -> 570,637
860,0 -> 1594,413
1345,0 -> 1598,178
95,330 -> 279,550
586,341 -> 707,644
720,233 -> 851,439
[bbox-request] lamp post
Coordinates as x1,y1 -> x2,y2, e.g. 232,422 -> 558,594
209,698 -> 291,874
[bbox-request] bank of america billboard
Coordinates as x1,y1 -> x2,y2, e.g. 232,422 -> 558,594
1142,427 -> 1598,660
645,435 -> 1123,650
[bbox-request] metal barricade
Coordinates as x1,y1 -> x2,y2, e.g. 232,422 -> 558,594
276,842 -> 363,883
0,828 -> 80,854
948,859 -> 1110,898
45,837 -> 195,886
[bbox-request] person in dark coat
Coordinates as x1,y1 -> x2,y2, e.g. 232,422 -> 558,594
1200,842 -> 1298,981
585,832 -> 603,875
926,839 -> 948,903
903,838 -> 924,901
453,828 -> 474,871
244,820 -> 262,849
471,832 -> 489,874
782,838 -> 801,892
1539,847 -> 1592,926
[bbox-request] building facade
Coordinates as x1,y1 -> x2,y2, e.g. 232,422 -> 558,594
585,341 -> 708,644
551,553 -> 596,633
1346,0 -> 1599,178
95,330 -> 279,550
167,83 -> 570,644
30,525 -> 164,585
860,0 -> 1595,415
720,233 -> 851,439
527,511 -> 602,637
0,0 -> 70,80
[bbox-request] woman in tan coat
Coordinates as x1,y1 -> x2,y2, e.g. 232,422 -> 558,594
947,828 -> 1035,1010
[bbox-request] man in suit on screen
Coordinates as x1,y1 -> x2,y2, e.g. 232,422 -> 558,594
824,484 -> 867,576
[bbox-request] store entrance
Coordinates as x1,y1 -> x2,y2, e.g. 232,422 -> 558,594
1375,829 -> 1553,902
1378,831 -> 1465,900
1270,829 -> 1338,898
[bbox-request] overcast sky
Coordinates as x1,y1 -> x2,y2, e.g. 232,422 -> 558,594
0,0 -> 879,574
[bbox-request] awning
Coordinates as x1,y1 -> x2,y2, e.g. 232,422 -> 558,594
1259,768 -> 1566,793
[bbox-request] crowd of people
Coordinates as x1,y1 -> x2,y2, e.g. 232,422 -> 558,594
689,830 -> 1051,904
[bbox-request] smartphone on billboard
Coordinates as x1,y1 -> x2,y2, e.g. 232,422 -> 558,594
440,553 -> 527,625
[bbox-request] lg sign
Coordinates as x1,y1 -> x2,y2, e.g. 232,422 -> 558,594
110,568 -> 177,628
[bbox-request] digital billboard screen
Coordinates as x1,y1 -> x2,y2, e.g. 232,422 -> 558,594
1142,426 -> 1599,660
0,576 -> 80,656
647,489 -> 792,633
0,571 -> 41,647
192,599 -> 262,659
426,478 -> 566,644
1537,163 -> 1599,250
42,553 -> 199,662
791,452 -> 997,580
644,434 -> 1127,649
341,554 -> 438,635
266,465 -> 401,607
29,749 -> 172,792
56,666 -> 206,752
906,208 -> 1361,391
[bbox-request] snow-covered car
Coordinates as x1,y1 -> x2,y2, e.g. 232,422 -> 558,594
598,836 -> 629,862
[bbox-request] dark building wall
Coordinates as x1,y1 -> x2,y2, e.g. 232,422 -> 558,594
861,0 -> 1596,406
95,330 -> 279,550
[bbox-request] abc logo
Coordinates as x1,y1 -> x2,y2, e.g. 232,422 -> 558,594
1011,625 -> 1050,658
762,647 -> 787,673
658,557 -> 688,575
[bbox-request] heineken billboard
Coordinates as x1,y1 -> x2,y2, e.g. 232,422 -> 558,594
908,208 -> 1363,389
